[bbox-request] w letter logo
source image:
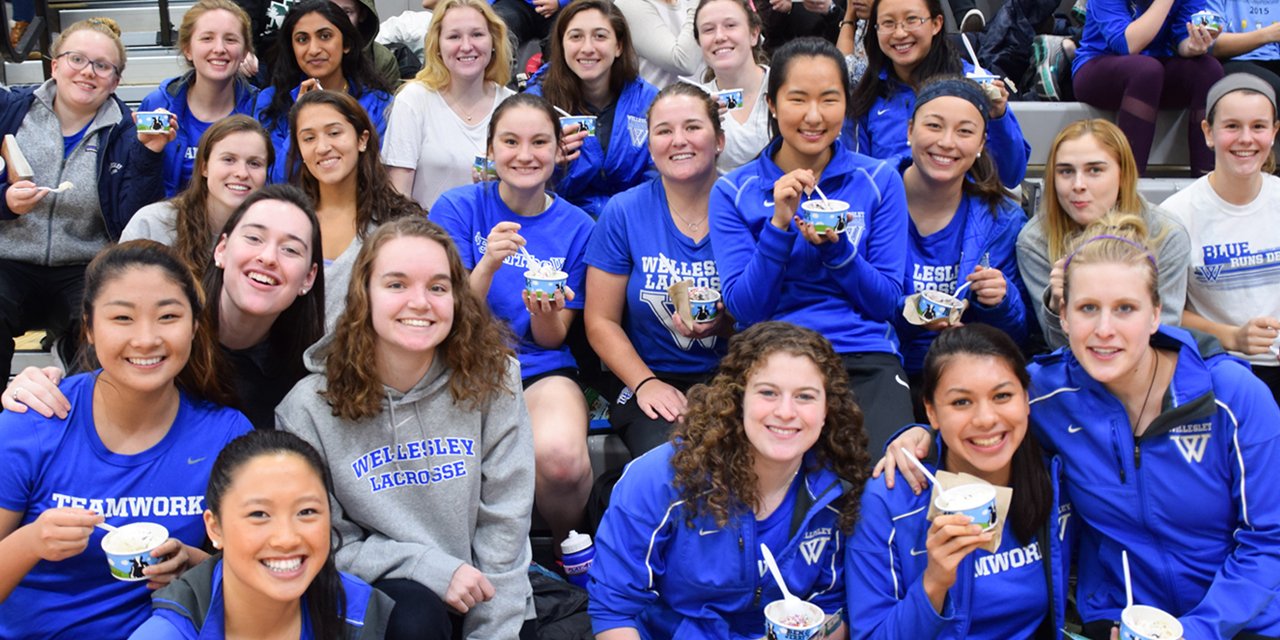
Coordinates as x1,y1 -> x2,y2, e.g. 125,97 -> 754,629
1197,265 -> 1224,283
1172,434 -> 1211,463
799,537 -> 828,565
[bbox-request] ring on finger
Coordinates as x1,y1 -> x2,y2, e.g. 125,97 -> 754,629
11,387 -> 18,401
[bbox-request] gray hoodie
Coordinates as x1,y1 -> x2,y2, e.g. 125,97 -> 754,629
1016,199 -> 1190,350
276,335 -> 536,639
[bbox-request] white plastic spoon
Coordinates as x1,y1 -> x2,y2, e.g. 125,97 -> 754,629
953,280 -> 973,299
901,447 -> 939,486
1123,550 -> 1133,609
760,543 -> 808,617
96,522 -> 117,534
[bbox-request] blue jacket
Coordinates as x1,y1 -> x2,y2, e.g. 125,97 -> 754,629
140,73 -> 258,198
1027,326 -> 1280,639
254,80 -> 392,184
841,61 -> 1030,189
709,138 -> 908,356
0,86 -> 162,240
528,78 -> 659,218
589,444 -> 849,640
845,452 -> 1074,640
1073,0 -> 1205,74
893,178 -> 1030,373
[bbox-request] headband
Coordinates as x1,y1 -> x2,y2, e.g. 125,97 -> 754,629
913,79 -> 990,124
1063,234 -> 1157,271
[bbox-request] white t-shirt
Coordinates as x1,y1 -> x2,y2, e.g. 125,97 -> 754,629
699,66 -> 771,174
1161,173 -> 1280,367
381,82 -> 515,210
120,201 -> 179,246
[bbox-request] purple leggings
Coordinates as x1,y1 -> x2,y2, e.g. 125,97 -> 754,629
1073,54 -> 1223,174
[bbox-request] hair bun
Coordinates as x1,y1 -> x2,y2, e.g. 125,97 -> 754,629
86,17 -> 121,36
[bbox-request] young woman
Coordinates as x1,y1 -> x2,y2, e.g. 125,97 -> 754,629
1015,119 -> 1190,350
0,241 -> 253,638
128,430 -> 393,639
846,324 -> 1071,640
0,17 -> 171,379
290,90 -> 419,332
383,0 -> 515,210
121,115 -> 271,281
140,0 -> 258,198
893,76 -> 1027,418
615,0 -> 704,89
433,93 -> 595,543
1161,74 -> 1280,406
693,0 -> 771,174
276,217 -> 537,640
883,214 -> 1280,640
589,321 -> 863,640
709,36 -> 913,457
1070,0 -> 1223,175
255,0 -> 393,184
847,0 -> 1029,189
529,0 -> 661,217
585,82 -> 731,457
6,185 -> 326,432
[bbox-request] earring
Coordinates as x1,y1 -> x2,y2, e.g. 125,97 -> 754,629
300,288 -> 309,295
214,261 -> 223,269
360,145 -> 367,152
976,151 -> 982,158
212,540 -> 220,549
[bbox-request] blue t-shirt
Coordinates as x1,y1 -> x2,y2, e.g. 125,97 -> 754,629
755,473 -> 801,567
0,373 -> 253,640
585,179 -> 726,375
63,122 -> 91,158
176,110 -> 213,193
968,520 -> 1048,639
432,182 -> 595,378
1208,0 -> 1280,60
903,210 -> 965,373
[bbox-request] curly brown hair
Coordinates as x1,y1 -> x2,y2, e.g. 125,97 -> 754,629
320,217 -> 516,421
670,321 -> 870,532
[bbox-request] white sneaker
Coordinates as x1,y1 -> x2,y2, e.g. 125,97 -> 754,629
960,8 -> 986,32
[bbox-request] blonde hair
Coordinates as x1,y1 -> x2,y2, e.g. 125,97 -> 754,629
53,17 -> 126,75
1061,211 -> 1160,308
409,0 -> 512,92
1040,119 -> 1144,262
178,0 -> 255,71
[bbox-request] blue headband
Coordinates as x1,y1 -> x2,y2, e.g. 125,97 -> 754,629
913,79 -> 990,123
1063,234 -> 1157,271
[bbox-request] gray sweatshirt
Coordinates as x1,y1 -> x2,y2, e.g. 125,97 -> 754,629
1016,200 -> 1190,350
276,335 -> 536,639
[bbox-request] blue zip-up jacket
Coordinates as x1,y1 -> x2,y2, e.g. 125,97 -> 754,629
589,444 -> 848,640
0,86 -> 162,240
1027,326 -> 1280,639
140,72 -> 258,198
709,138 -> 908,355
894,176 -> 1030,373
1072,0 -> 1205,75
528,78 -> 659,218
846,451 -> 1074,640
841,61 -> 1030,189
254,79 -> 392,184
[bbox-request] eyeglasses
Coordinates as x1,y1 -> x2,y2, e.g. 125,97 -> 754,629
54,51 -> 119,78
873,16 -> 932,32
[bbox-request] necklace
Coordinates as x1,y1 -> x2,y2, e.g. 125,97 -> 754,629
1133,349 -> 1160,435
669,203 -> 708,231
445,90 -> 483,122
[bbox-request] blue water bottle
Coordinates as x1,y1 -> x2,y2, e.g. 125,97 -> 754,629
561,530 -> 595,589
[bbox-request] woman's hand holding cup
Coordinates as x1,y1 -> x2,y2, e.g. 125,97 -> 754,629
922,514 -> 992,613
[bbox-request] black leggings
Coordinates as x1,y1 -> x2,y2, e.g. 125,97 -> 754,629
374,579 -> 538,640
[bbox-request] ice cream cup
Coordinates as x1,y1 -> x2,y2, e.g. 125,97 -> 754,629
473,155 -> 497,179
1189,10 -> 1223,30
934,484 -> 998,532
764,600 -> 825,640
559,116 -> 597,137
965,72 -> 1000,84
916,289 -> 962,322
525,270 -> 569,297
101,522 -> 168,582
713,88 -> 745,111
135,111 -> 172,134
800,199 -> 850,233
689,288 -> 720,323
1120,605 -> 1184,640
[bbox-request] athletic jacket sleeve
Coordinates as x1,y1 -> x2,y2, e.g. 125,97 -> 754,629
709,174 -> 794,325
112,132 -> 166,237
464,359 -> 537,640
126,614 -> 191,640
986,110 -> 1030,188
1177,370 -> 1280,640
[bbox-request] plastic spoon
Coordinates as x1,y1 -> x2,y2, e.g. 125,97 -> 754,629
901,447 -> 939,486
813,184 -> 831,204
41,181 -> 73,194
760,543 -> 808,617
553,105 -> 573,118
96,522 -> 117,534
953,280 -> 973,299
960,34 -> 983,73
1123,550 -> 1133,610
519,244 -> 539,271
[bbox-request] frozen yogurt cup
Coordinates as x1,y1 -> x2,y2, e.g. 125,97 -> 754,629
800,199 -> 850,233
135,111 -> 172,134
916,289 -> 961,322
1189,10 -> 1223,30
713,88 -> 745,111
688,287 -> 720,323
1121,605 -> 1184,640
101,522 -> 168,581
525,268 -> 569,296
935,483 -> 998,532
764,599 -> 825,640
559,116 -> 597,137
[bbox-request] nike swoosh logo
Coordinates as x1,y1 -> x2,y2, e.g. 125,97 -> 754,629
699,528 -> 718,536
895,375 -> 909,389
1068,425 -> 1082,433
764,199 -> 774,206
910,548 -> 926,556
877,108 -> 890,115
188,457 -> 206,465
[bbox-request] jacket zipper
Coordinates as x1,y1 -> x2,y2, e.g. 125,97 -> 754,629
1109,422 -> 1126,483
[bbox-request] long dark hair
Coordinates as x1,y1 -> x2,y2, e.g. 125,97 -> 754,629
258,0 -> 391,132
911,75 -> 1011,209
201,184 -> 326,387
921,323 -> 1051,545
206,430 -> 347,640
538,0 -> 639,115
80,241 -> 237,407
851,0 -> 961,120
766,37 -> 851,140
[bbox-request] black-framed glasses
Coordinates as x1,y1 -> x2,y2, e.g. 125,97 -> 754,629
54,51 -> 120,78
873,16 -> 932,32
